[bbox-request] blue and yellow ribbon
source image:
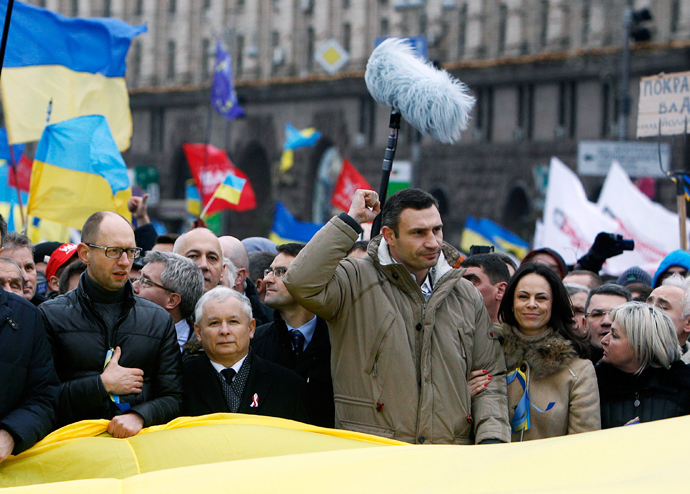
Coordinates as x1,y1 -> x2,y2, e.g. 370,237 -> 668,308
103,348 -> 131,412
507,366 -> 555,434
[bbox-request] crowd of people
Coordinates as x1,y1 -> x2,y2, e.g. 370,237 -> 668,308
3,187 -> 690,463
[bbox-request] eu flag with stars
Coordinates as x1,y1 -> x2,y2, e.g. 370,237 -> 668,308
211,38 -> 245,120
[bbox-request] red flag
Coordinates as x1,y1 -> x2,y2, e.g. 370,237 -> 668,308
331,158 -> 372,212
8,155 -> 32,192
183,143 -> 256,214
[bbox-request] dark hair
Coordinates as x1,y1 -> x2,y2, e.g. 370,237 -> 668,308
565,269 -> 603,289
346,240 -> 369,256
492,252 -> 517,272
4,232 -> 34,253
0,214 -> 6,247
381,188 -> 439,235
248,251 -> 276,282
499,262 -> 588,357
628,282 -> 653,302
460,253 -> 510,284
59,260 -> 87,295
276,242 -> 305,258
584,283 -> 632,313
155,233 -> 180,245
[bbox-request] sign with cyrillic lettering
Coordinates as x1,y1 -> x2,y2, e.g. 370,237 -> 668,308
637,71 -> 690,137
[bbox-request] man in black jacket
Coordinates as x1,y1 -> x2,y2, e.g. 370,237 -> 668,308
252,243 -> 334,428
41,212 -> 183,438
183,286 -> 307,422
0,215 -> 59,462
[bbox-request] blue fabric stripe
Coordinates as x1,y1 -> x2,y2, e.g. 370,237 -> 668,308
271,201 -> 324,243
0,0 -> 146,76
34,115 -> 129,193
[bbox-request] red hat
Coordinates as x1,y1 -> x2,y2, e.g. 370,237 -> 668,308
45,243 -> 79,281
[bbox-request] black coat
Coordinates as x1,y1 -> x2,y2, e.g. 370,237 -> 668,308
183,351 -> 309,422
252,313 -> 334,428
596,361 -> 690,428
0,289 -> 59,455
40,277 -> 183,428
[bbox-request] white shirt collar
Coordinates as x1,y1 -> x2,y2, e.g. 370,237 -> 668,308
209,353 -> 248,380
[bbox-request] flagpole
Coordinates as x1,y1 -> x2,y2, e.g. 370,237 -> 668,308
0,0 -> 15,79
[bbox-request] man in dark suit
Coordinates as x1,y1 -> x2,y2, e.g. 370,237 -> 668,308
183,286 -> 307,422
252,243 -> 334,428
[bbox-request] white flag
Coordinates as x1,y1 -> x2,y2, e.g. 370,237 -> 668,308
537,157 -> 618,266
597,161 -> 689,275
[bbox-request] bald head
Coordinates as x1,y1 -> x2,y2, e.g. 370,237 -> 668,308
219,236 -> 248,291
174,228 -> 225,292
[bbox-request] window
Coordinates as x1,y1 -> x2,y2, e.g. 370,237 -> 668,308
135,0 -> 143,15
517,85 -> 534,140
130,41 -> 142,85
343,0 -> 350,8
71,0 -> 78,16
307,27 -> 315,71
458,3 -> 467,57
342,23 -> 351,52
201,38 -> 211,80
557,81 -> 577,139
204,0 -> 212,9
581,0 -> 590,44
236,35 -> 244,77
380,18 -> 389,36
672,0 -> 681,33
167,41 -> 176,80
475,87 -> 494,141
169,0 -> 176,14
103,0 -> 111,17
498,3 -> 508,53
601,82 -> 611,137
540,0 -> 549,48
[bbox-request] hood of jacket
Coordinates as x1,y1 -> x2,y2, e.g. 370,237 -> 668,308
499,325 -> 578,381
652,249 -> 690,287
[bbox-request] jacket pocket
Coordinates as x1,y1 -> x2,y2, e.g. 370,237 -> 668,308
364,312 -> 395,376
334,394 -> 394,437
339,419 -> 395,439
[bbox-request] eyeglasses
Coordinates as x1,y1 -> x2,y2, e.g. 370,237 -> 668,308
264,267 -> 288,278
85,243 -> 142,259
585,309 -> 614,319
132,276 -> 171,292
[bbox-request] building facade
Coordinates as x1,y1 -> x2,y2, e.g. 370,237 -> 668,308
26,0 -> 690,246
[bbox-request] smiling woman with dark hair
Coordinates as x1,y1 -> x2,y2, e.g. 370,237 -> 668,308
471,262 -> 600,441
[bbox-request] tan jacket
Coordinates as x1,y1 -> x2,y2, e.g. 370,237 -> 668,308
500,325 -> 601,441
284,215 -> 510,444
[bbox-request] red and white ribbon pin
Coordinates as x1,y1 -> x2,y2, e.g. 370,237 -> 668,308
250,393 -> 259,408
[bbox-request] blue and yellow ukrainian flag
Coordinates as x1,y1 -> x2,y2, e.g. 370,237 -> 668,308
28,115 -> 132,230
0,0 -> 146,151
460,216 -> 529,259
186,180 -> 201,218
269,201 -> 324,244
280,123 -> 321,172
211,172 -> 246,206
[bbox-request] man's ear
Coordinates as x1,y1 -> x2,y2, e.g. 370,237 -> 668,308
249,318 -> 256,339
166,292 -> 182,311
683,315 -> 690,335
495,281 -> 507,302
381,225 -> 395,246
194,322 -> 202,341
48,275 -> 60,293
255,278 -> 266,294
77,243 -> 91,264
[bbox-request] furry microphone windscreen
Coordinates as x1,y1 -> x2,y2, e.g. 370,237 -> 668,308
365,38 -> 475,144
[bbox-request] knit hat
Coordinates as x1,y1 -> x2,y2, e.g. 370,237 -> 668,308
45,243 -> 78,281
616,266 -> 652,287
34,241 -> 62,265
521,248 -> 568,279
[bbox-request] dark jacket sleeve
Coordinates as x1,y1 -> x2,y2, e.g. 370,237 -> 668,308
134,223 -> 157,252
129,316 -> 183,426
0,310 -> 59,455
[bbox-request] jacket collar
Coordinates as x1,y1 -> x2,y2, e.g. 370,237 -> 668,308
76,271 -> 136,311
369,234 -> 458,286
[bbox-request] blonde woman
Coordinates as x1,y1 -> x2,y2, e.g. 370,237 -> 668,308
597,301 -> 690,428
